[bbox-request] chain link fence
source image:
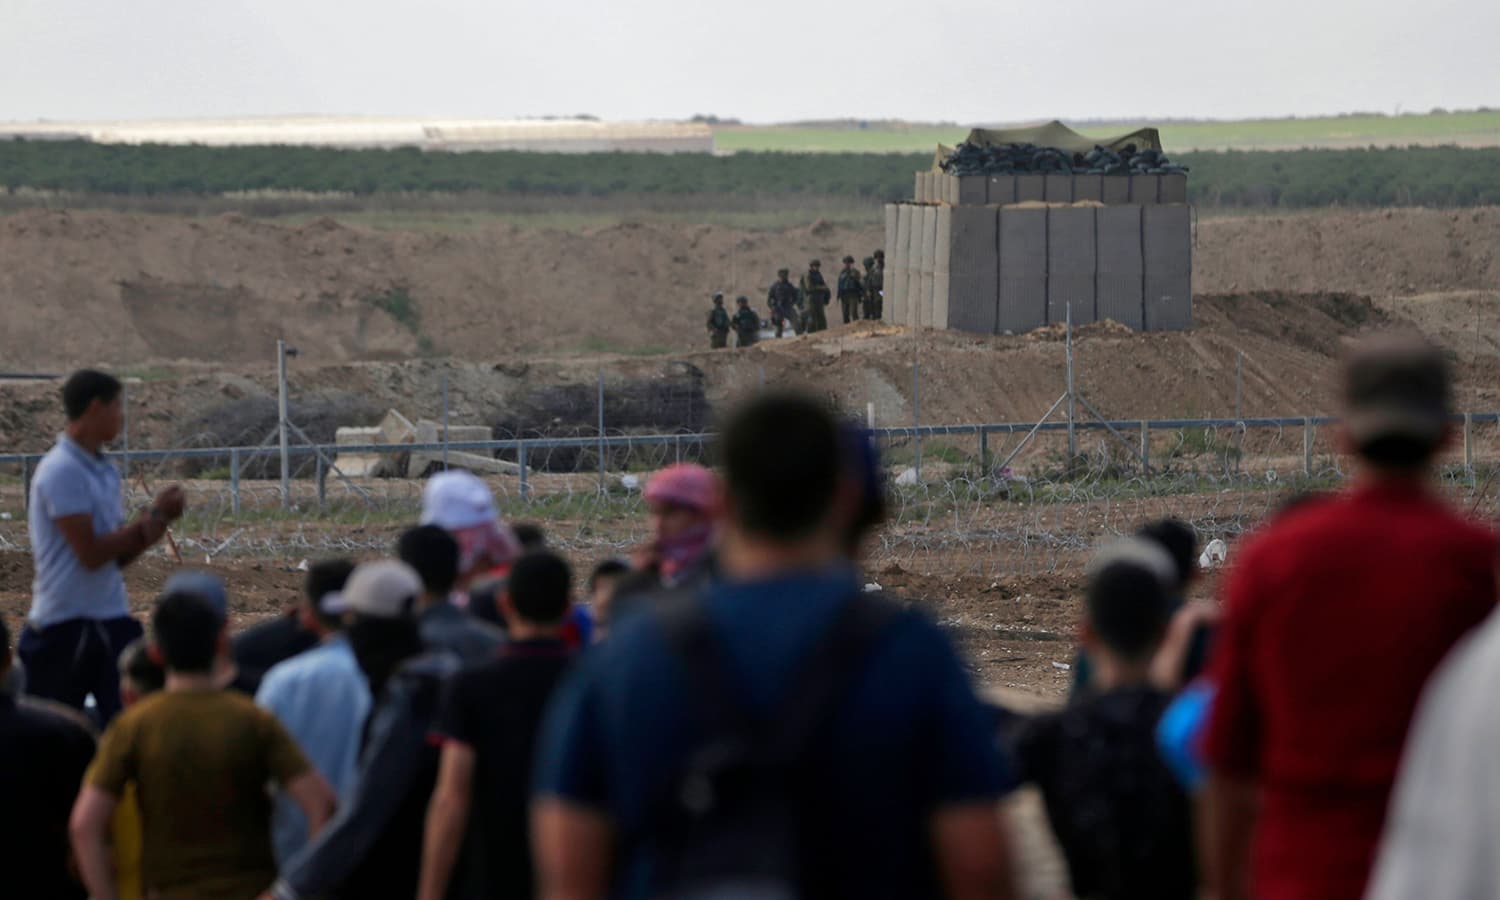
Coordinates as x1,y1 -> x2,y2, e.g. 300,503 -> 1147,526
4,413 -> 1497,579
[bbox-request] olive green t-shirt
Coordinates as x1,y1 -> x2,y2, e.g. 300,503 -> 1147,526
86,689 -> 311,900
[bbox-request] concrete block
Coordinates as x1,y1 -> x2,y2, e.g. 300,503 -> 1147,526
1097,274 -> 1144,330
1159,173 -> 1188,204
1130,174 -> 1161,204
934,206 -> 952,329
1072,174 -> 1103,203
1144,271 -> 1192,331
944,206 -> 1000,335
411,422 -> 517,478
1015,174 -> 1046,203
1096,205 -> 1144,329
1044,174 -> 1074,203
904,204 -> 922,327
989,175 -> 1016,205
955,175 -> 989,205
999,207 -> 1048,278
892,204 -> 913,325
1144,205 -> 1192,275
1096,205 -> 1144,275
918,205 -> 938,328
884,204 -> 901,324
914,172 -> 925,203
998,277 -> 1048,334
1101,176 -> 1131,205
334,427 -> 385,478
1047,206 -> 1097,325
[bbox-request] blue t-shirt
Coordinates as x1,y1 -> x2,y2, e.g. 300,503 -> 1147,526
534,565 -> 1012,899
28,435 -> 129,628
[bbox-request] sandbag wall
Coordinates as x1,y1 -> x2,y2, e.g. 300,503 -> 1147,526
887,176 -> 1191,334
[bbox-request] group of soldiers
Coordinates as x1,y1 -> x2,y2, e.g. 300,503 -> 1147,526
706,251 -> 885,350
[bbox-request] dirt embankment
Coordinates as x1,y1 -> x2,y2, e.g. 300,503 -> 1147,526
5,287 -> 1500,455
1,206 -> 1497,371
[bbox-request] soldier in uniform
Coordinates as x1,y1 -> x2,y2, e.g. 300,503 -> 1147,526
706,293 -> 730,349
865,251 -> 885,320
731,296 -> 760,349
836,255 -> 864,325
800,259 -> 831,334
766,268 -> 802,338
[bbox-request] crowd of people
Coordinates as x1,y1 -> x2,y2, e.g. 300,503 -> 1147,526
3,330 -> 1497,900
706,253 -> 885,348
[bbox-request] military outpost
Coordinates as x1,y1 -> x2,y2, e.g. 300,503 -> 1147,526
883,121 -> 1193,335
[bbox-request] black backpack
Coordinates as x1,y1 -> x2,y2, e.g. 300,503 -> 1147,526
648,591 -> 899,900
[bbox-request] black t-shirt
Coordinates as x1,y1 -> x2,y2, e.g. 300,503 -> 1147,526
231,612 -> 319,694
1014,686 -> 1195,900
432,639 -> 575,900
0,694 -> 97,900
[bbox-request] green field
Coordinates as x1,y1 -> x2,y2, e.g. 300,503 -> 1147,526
715,109 -> 1500,154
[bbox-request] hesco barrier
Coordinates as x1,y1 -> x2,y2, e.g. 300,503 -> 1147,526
886,200 -> 1192,335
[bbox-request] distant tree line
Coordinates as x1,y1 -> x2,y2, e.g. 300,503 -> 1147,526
0,140 -> 1496,208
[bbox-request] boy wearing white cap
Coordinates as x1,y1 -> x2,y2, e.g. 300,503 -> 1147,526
272,560 -> 459,900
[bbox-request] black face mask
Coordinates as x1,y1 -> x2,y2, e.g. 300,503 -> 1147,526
347,617 -> 423,697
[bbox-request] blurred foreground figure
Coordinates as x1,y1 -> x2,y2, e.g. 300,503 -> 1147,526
1205,333 -> 1498,900
532,391 -> 1017,900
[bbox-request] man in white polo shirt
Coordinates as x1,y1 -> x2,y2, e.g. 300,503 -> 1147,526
22,370 -> 184,725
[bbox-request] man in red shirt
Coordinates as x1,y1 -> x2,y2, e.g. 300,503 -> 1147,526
1204,333 -> 1498,900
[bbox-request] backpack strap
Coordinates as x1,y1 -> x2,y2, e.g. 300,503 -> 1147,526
656,588 -> 902,757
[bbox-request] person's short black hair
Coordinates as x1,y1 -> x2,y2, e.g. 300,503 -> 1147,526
588,558 -> 630,591
720,392 -> 841,539
62,370 -> 123,421
1358,434 -> 1439,469
1086,562 -> 1172,663
508,551 -> 572,625
118,638 -> 166,696
152,591 -> 226,674
1136,519 -> 1197,589
398,525 -> 460,598
305,558 -> 356,630
512,523 -> 546,551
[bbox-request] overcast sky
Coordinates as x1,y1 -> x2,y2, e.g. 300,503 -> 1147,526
3,0 -> 1497,124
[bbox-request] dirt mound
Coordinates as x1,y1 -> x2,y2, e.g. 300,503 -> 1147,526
1195,207 -> 1500,297
1,207 -> 1497,371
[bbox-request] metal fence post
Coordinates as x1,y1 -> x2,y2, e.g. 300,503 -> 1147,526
1303,417 -> 1314,476
597,373 -> 606,492
1066,303 -> 1076,460
277,340 -> 291,510
122,383 -> 131,486
518,441 -> 530,499
441,374 -> 450,472
316,454 -> 327,510
912,362 -> 922,481
675,434 -> 683,464
21,456 -> 32,512
230,449 -> 241,517
1464,413 -> 1475,481
979,427 -> 989,474
1140,421 -> 1150,472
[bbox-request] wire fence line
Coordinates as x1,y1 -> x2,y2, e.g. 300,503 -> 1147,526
3,413 -> 1499,579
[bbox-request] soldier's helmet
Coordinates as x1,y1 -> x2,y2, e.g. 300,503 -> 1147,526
842,255 -> 855,264
713,293 -> 724,304
874,249 -> 885,260
736,296 -> 749,305
863,256 -> 875,268
810,259 -> 821,268
777,267 -> 790,276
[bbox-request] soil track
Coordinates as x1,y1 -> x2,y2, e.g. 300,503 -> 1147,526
0,207 -> 1496,370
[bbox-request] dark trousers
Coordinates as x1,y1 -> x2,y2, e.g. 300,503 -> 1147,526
840,296 -> 858,324
19,616 -> 144,726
